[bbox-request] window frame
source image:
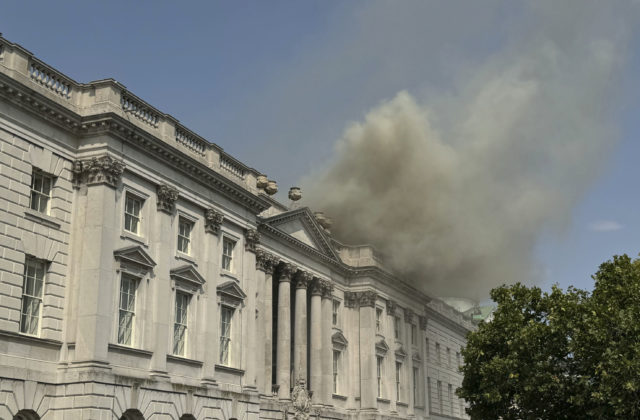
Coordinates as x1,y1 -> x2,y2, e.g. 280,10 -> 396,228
332,349 -> 340,394
117,274 -> 138,346
177,216 -> 194,255
123,192 -> 143,236
413,366 -> 420,406
394,316 -> 401,341
29,169 -> 54,215
219,304 -> 234,366
376,307 -> 383,333
411,323 -> 417,345
20,257 -> 46,336
437,380 -> 443,414
172,291 -> 190,357
395,361 -> 402,402
376,355 -> 384,398
332,299 -> 340,327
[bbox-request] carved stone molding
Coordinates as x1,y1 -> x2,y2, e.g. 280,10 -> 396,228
291,378 -> 311,420
386,299 -> 397,316
279,262 -> 295,283
244,228 -> 260,253
309,278 -> 323,296
404,308 -> 415,323
204,208 -> 224,235
358,290 -> 378,308
294,271 -> 312,290
320,279 -> 333,299
419,315 -> 427,331
255,249 -> 277,274
156,184 -> 179,214
344,291 -> 358,308
73,155 -> 125,189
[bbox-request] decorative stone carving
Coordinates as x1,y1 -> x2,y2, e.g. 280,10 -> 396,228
320,279 -> 333,299
419,315 -> 427,331
288,187 -> 302,201
344,291 -> 358,308
386,299 -> 397,316
244,228 -> 260,252
156,184 -> 179,214
309,278 -> 323,296
294,271 -> 312,289
256,174 -> 269,189
256,249 -> 277,274
358,290 -> 377,308
291,378 -> 311,420
204,208 -> 224,235
265,180 -> 278,195
279,262 -> 295,283
73,155 -> 125,188
404,308 -> 415,323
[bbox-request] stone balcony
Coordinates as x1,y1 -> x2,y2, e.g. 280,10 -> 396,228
0,36 -> 260,193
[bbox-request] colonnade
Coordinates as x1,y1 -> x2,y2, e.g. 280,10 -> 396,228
255,251 -> 334,404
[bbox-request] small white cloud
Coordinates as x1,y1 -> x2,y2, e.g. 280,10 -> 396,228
588,220 -> 623,232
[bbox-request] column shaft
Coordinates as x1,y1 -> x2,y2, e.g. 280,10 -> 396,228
293,272 -> 311,384
309,281 -> 323,403
320,282 -> 333,405
276,264 -> 294,399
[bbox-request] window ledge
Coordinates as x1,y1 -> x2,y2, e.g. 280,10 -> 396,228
0,329 -> 62,348
215,364 -> 245,375
108,343 -> 153,357
120,231 -> 147,247
414,405 -> 425,409
220,270 -> 238,281
176,252 -> 197,265
377,398 -> 390,403
24,208 -> 61,229
397,401 -> 409,407
332,394 -> 347,401
166,354 -> 203,367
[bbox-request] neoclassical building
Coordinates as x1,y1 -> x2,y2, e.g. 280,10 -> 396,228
0,36 -> 474,420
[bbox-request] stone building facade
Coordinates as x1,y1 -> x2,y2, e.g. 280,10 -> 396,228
0,37 -> 474,420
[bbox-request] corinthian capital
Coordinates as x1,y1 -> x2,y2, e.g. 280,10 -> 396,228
279,262 -> 295,283
321,280 -> 333,299
295,271 -> 313,289
156,184 -> 179,214
73,155 -> 125,188
204,208 -> 224,235
256,249 -> 277,275
244,228 -> 260,253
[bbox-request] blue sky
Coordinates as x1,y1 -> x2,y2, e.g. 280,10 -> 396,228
3,1 -> 640,297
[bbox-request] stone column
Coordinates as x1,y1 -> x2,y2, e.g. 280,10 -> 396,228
241,229 -> 260,392
276,263 -> 295,399
255,250 -> 276,395
149,184 -> 179,378
309,278 -> 323,403
72,155 -> 124,365
359,291 -> 378,410
387,299 -> 398,414
320,280 -> 333,405
293,270 -> 312,384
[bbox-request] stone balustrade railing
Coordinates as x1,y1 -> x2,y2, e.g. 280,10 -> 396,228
28,60 -> 72,100
0,35 -> 262,191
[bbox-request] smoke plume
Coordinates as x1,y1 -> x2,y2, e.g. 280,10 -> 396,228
303,2 -> 635,299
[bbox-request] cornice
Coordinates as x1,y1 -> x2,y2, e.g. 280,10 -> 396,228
424,305 -> 475,336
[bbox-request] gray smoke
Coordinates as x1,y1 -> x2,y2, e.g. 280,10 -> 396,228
303,1 -> 636,299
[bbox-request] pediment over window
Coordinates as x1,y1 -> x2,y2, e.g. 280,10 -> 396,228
170,265 -> 206,289
260,207 -> 339,261
114,245 -> 156,276
395,345 -> 408,361
332,331 -> 348,350
412,351 -> 422,363
217,280 -> 247,307
375,338 -> 390,355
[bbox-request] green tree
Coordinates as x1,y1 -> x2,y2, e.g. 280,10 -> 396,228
458,254 -> 640,420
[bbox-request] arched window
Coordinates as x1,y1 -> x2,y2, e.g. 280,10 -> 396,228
120,409 -> 145,420
13,410 -> 40,420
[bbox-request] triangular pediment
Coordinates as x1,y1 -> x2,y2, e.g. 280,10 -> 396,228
412,351 -> 422,362
376,338 -> 390,355
332,331 -> 349,350
261,207 -> 338,260
217,280 -> 247,301
170,265 -> 206,287
114,245 -> 156,269
395,345 -> 408,360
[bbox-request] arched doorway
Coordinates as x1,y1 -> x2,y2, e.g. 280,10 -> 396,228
13,410 -> 40,420
120,409 -> 145,420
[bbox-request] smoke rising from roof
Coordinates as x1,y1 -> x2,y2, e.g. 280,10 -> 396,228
303,1 -> 636,299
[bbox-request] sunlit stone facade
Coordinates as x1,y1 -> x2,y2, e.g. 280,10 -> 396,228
0,37 -> 474,420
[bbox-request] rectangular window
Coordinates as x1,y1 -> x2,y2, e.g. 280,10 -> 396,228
426,338 -> 430,361
221,238 -> 235,271
394,316 -> 401,340
333,350 -> 340,394
376,307 -> 383,333
437,380 -> 443,413
436,342 -> 441,364
447,347 -> 451,367
411,324 -> 417,345
219,306 -> 233,365
413,367 -> 419,405
118,275 -> 137,345
124,193 -> 142,235
448,383 -> 454,415
377,356 -> 384,398
332,299 -> 339,326
30,170 -> 52,214
457,351 -> 461,368
427,377 -> 432,411
20,257 -> 45,335
396,362 -> 402,401
173,292 -> 189,356
177,218 -> 193,254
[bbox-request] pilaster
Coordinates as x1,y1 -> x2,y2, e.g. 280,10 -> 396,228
309,278 -> 323,404
293,270 -> 312,384
320,280 -> 334,405
276,262 -> 294,400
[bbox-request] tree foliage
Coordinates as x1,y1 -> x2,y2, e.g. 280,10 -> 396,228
458,254 -> 640,419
